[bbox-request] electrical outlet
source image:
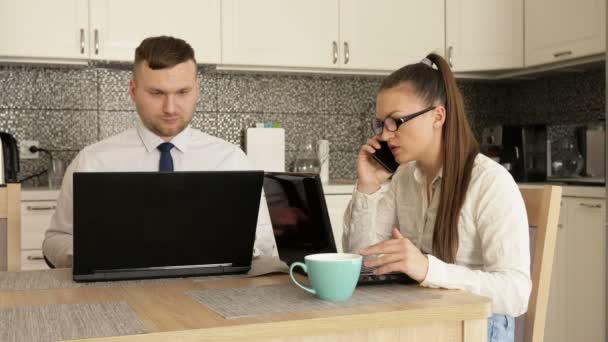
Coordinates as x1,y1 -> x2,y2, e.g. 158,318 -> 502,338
20,140 -> 39,159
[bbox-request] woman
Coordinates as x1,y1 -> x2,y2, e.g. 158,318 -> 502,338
342,53 -> 531,342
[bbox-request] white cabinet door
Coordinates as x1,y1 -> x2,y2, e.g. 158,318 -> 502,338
544,199 -> 568,342
525,0 -> 606,67
21,250 -> 48,271
566,197 -> 606,342
21,201 -> 57,251
325,194 -> 352,253
446,0 -> 523,72
90,0 -> 221,63
339,0 -> 444,71
0,0 -> 88,61
222,0 -> 339,68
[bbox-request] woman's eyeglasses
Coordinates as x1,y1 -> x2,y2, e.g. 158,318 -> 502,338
371,106 -> 436,135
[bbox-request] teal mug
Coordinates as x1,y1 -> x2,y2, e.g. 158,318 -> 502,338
289,253 -> 362,301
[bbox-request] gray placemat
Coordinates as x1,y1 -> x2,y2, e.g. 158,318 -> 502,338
0,268 -> 180,291
0,301 -> 146,342
191,256 -> 289,282
186,283 -> 441,319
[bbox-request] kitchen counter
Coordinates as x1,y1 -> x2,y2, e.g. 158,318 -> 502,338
324,180 -> 606,198
518,183 -> 605,198
21,182 -> 606,200
21,187 -> 60,201
322,179 -> 356,195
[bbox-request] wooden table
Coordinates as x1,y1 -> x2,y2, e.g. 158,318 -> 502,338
0,273 -> 491,342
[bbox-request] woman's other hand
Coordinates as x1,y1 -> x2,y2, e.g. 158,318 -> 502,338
360,228 -> 429,283
357,137 -> 393,194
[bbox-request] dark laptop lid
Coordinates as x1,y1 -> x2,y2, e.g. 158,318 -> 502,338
263,172 -> 337,266
73,171 -> 263,281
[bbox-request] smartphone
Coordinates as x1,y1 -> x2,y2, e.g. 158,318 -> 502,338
372,141 -> 399,173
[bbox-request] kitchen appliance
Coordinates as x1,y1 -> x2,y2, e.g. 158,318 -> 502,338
245,128 -> 285,172
0,132 -> 19,185
480,126 -> 503,163
481,125 -> 547,182
576,124 -> 605,178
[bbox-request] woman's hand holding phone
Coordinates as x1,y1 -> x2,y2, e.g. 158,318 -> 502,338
357,137 -> 394,194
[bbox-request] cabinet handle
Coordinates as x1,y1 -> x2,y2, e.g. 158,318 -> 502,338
94,29 -> 99,55
579,202 -> 602,209
26,205 -> 56,211
343,42 -> 350,64
332,41 -> 338,64
27,255 -> 44,261
79,28 -> 85,54
447,46 -> 454,67
558,224 -> 563,229
553,50 -> 572,58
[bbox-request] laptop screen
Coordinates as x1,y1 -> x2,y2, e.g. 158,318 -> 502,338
73,171 -> 263,281
263,172 -> 337,266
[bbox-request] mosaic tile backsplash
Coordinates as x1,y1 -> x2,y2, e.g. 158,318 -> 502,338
0,62 -> 605,186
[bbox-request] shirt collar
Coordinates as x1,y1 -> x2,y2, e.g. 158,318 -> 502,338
413,162 -> 443,187
136,120 -> 191,153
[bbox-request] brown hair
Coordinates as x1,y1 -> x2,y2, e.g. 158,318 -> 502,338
379,53 -> 479,263
134,36 -> 196,71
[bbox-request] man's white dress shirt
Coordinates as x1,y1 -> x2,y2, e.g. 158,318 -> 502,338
43,121 -> 277,267
343,153 -> 531,316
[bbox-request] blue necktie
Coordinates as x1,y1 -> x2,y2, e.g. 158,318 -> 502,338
157,142 -> 175,172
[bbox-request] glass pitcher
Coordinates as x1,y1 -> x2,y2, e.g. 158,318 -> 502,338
293,140 -> 321,173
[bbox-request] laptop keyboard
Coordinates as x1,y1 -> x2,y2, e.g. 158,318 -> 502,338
358,266 -> 417,285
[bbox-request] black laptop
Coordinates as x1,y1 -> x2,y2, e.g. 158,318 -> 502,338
73,171 -> 263,282
263,172 -> 416,285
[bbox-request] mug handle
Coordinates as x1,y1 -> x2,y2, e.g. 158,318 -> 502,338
289,262 -> 316,295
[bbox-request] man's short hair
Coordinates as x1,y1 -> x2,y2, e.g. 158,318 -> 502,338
134,36 -> 196,71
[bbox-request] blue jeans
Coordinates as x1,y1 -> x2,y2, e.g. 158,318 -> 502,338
488,314 -> 515,342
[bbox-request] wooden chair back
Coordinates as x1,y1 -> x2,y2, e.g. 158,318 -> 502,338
518,185 -> 562,342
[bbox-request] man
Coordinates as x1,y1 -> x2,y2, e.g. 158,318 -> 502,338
43,36 -> 276,268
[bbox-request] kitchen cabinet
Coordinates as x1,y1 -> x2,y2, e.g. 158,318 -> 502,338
221,0 -> 444,71
446,0 -> 523,72
525,0 -> 606,67
221,0 -> 339,69
0,0 -> 88,62
20,190 -> 59,271
544,196 -> 606,342
323,183 -> 355,253
339,0 -> 444,71
0,0 -> 220,64
89,0 -> 221,63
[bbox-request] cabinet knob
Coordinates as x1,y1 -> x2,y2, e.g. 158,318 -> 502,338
94,29 -> 99,55
343,42 -> 350,65
553,50 -> 573,58
26,205 -> 56,211
332,41 -> 338,64
80,28 -> 85,54
447,46 -> 454,67
579,202 -> 602,209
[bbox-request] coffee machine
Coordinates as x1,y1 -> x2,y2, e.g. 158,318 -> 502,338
481,125 -> 547,182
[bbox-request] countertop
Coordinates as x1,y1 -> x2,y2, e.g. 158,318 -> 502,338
21,187 -> 60,201
324,180 -> 606,198
21,181 -> 607,200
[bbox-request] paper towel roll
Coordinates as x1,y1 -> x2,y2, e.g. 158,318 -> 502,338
245,128 -> 285,172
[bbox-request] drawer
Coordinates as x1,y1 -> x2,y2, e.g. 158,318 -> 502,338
21,201 -> 57,250
20,250 -> 49,271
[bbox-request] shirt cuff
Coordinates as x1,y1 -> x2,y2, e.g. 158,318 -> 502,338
420,254 -> 444,288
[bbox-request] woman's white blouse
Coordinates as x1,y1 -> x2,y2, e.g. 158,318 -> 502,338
343,154 -> 532,316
